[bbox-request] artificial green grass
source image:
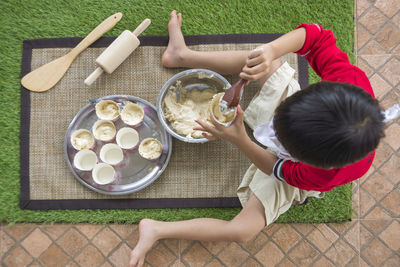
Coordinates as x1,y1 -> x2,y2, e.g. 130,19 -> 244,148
0,0 -> 354,224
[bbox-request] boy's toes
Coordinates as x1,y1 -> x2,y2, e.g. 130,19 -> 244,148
177,12 -> 182,24
170,10 -> 177,18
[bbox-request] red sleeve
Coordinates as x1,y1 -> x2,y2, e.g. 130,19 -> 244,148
280,152 -> 375,191
295,23 -> 375,97
280,161 -> 338,191
295,24 -> 349,79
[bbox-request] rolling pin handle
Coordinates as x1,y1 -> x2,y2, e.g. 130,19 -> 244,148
132,18 -> 151,36
84,67 -> 104,86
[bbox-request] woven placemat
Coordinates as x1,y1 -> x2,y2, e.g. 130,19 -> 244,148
20,34 -> 308,210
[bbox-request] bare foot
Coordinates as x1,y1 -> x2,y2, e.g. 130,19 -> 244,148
129,219 -> 159,267
161,10 -> 189,68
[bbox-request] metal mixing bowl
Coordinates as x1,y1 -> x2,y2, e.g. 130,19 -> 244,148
157,69 -> 231,143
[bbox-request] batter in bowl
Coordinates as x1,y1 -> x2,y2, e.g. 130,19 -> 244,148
163,79 -> 236,138
163,86 -> 216,139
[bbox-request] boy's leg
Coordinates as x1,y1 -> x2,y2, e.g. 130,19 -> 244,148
129,194 -> 266,267
162,10 -> 281,78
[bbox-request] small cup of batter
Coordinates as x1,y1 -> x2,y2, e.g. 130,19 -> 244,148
92,120 -> 116,142
95,100 -> 120,121
121,102 -> 144,127
70,129 -> 95,150
210,92 -> 237,127
138,138 -> 162,160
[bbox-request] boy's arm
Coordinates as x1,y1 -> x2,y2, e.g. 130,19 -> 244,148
194,106 -> 278,175
235,134 -> 278,175
240,28 -> 306,81
266,27 -> 307,59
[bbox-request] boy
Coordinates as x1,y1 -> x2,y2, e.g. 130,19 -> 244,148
129,10 -> 384,267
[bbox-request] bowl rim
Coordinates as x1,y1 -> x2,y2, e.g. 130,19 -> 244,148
157,69 -> 231,143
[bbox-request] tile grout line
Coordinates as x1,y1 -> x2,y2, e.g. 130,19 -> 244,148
106,224 -> 143,266
72,225 -> 108,266
236,232 -> 275,266
36,225 -> 64,264
1,224 -> 38,265
357,9 -> 400,56
160,239 -> 181,266
286,224 -> 338,266
358,218 -> 393,266
59,225 -> 92,266
358,218 -> 398,265
265,235 -> 298,267
365,187 -> 398,219
329,221 -> 361,265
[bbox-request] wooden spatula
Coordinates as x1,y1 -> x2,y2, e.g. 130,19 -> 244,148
219,78 -> 246,112
21,12 -> 122,92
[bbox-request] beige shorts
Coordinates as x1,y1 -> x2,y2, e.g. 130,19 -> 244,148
238,62 -> 323,226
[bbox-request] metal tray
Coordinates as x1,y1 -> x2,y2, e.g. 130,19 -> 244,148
64,95 -> 172,195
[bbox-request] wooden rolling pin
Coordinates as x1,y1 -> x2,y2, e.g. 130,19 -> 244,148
21,13 -> 122,92
84,18 -> 151,86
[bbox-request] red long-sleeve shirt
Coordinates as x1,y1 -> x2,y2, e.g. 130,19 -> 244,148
276,24 -> 375,192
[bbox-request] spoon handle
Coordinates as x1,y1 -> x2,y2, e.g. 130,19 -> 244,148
69,12 -> 122,58
222,78 -> 246,107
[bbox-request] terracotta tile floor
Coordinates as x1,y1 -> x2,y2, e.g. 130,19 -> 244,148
1,0 -> 399,266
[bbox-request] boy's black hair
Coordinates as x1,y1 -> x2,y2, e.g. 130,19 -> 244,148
273,81 -> 385,169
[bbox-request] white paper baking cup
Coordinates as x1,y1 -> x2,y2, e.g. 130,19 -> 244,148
120,102 -> 144,127
73,149 -> 97,171
92,163 -> 115,185
70,129 -> 95,150
95,100 -> 120,121
116,127 -> 139,149
138,138 -> 162,160
99,143 -> 124,165
92,120 -> 116,142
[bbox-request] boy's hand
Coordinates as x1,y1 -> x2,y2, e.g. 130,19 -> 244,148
193,105 -> 248,145
240,44 -> 275,81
